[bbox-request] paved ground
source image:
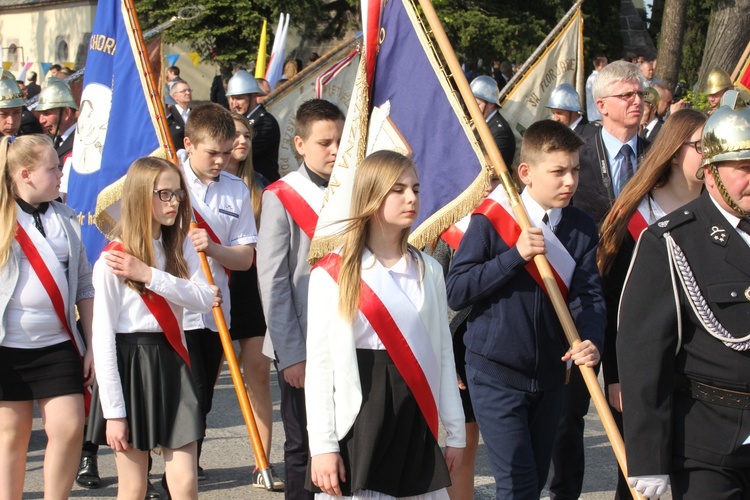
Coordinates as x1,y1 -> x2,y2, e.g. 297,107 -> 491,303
24,360 -> 671,499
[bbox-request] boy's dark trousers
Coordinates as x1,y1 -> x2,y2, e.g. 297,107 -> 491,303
275,361 -> 315,499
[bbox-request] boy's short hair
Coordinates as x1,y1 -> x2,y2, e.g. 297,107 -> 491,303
168,65 -> 180,76
185,103 -> 235,144
295,99 -> 345,140
520,119 -> 584,166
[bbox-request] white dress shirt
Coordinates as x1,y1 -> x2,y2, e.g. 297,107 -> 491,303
92,237 -> 215,419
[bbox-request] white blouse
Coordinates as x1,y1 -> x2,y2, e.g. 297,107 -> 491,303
92,237 -> 215,419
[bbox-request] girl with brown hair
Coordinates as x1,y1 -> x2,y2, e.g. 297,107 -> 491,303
86,157 -> 219,500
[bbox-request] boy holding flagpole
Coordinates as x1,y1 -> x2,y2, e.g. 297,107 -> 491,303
446,120 -> 605,498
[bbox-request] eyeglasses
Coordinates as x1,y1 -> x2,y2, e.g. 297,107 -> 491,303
683,140 -> 702,154
173,88 -> 192,94
153,189 -> 186,202
603,91 -> 645,103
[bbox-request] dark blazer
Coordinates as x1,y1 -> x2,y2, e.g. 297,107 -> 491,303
618,191 -> 750,475
248,104 -> 281,182
487,110 -> 516,168
166,105 -> 188,150
641,119 -> 662,142
573,129 -> 650,224
55,129 -> 75,168
572,116 -> 600,139
446,206 -> 605,393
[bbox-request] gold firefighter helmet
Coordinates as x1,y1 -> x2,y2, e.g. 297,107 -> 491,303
701,90 -> 750,168
0,72 -> 25,109
705,67 -> 732,95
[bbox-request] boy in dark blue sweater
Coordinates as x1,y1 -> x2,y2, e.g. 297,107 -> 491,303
446,120 -> 605,499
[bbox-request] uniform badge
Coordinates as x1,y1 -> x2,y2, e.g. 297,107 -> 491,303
745,286 -> 750,302
658,220 -> 669,228
709,225 -> 728,246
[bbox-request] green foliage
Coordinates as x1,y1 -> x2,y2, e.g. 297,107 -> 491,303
431,0 -> 622,75
684,88 -> 710,111
135,0 -> 359,74
678,0 -> 711,87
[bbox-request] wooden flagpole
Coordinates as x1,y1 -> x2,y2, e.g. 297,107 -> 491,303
415,1 -> 644,498
121,0 -> 274,489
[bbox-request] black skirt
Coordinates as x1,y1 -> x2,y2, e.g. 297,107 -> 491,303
229,265 -> 267,340
87,332 -> 204,451
0,340 -> 83,401
306,349 -> 450,497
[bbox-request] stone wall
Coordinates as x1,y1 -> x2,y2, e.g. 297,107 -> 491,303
620,0 -> 656,58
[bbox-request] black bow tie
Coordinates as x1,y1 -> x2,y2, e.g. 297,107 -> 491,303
738,218 -> 750,235
16,199 -> 49,237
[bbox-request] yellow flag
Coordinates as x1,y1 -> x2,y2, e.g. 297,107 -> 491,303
255,19 -> 268,78
63,62 -> 75,69
188,52 -> 201,68
2,62 -> 12,70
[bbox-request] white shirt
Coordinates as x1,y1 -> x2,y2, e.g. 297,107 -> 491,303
354,253 -> 423,350
522,188 -> 562,231
175,104 -> 190,123
91,238 -> 215,419
181,156 -> 257,331
586,70 -> 602,122
3,208 -> 70,348
570,114 -> 584,132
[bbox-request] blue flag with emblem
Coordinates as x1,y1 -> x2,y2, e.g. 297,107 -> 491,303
68,1 -> 162,261
367,0 -> 488,249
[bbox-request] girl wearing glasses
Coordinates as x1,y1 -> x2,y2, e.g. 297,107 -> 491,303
0,135 -> 94,500
87,157 -> 219,500
597,108 -> 706,498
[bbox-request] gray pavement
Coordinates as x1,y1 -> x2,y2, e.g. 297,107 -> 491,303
24,363 -> 670,499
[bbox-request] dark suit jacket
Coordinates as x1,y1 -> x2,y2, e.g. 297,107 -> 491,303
618,191 -> 750,475
642,119 -> 662,142
573,129 -> 650,224
248,104 -> 281,182
572,116 -> 600,139
167,105 -> 188,150
487,110 -> 516,168
17,107 -> 43,136
55,129 -> 75,168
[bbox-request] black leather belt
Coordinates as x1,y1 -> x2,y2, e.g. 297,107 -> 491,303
674,374 -> 750,410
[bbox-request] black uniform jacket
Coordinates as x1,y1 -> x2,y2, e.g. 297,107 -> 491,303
487,109 -> 516,169
55,130 -> 75,168
166,105 -> 187,151
248,104 -> 281,182
573,129 -> 650,224
617,190 -> 750,476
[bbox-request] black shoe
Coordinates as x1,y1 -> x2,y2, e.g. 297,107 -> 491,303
76,455 -> 102,489
145,479 -> 161,499
197,465 -> 206,481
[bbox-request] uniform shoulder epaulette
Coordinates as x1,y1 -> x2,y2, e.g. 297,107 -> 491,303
650,209 -> 695,237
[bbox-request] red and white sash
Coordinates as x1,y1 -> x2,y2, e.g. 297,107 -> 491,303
474,189 -> 575,301
265,171 -> 323,240
315,252 -> 440,439
104,242 -> 191,368
15,221 -> 84,355
15,217 -> 92,410
627,197 -> 661,241
440,213 -> 471,251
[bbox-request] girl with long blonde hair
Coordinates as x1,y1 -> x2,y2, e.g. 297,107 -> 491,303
86,157 -> 218,500
224,113 -> 283,489
305,150 -> 465,499
0,134 -> 94,500
598,108 -> 706,498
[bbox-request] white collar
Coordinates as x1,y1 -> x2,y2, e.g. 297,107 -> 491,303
60,123 -> 76,141
569,115 -> 584,130
645,117 -> 659,133
485,109 -> 498,123
521,188 -> 562,229
709,193 -> 743,229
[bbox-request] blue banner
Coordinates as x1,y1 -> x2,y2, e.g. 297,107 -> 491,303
68,1 -> 160,261
370,0 -> 484,244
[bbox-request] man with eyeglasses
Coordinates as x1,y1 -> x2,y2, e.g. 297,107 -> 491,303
167,80 -> 193,149
548,60 -> 649,500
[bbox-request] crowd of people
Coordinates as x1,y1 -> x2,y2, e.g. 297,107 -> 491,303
0,45 -> 748,500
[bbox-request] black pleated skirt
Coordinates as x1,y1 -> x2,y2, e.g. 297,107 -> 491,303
228,265 -> 267,340
306,349 -> 450,497
87,332 -> 204,451
0,340 -> 83,401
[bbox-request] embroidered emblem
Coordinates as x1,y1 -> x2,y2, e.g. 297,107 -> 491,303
658,220 -> 669,228
710,225 -> 728,246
